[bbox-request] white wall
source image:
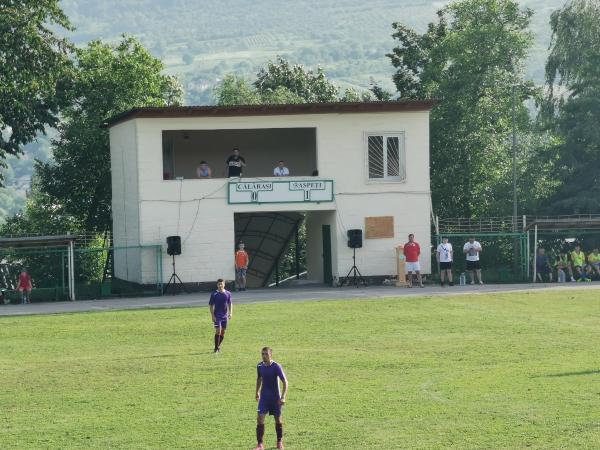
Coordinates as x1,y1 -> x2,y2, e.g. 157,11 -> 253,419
111,110 -> 431,284
109,121 -> 142,282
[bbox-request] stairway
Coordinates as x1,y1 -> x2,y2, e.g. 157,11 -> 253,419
235,212 -> 304,288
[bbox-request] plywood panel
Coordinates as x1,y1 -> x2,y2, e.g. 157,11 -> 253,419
365,216 -> 394,239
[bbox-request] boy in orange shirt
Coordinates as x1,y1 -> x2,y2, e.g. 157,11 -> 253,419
235,242 -> 249,291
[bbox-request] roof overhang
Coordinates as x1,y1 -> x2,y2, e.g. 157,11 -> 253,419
0,235 -> 76,249
525,218 -> 600,231
103,100 -> 437,128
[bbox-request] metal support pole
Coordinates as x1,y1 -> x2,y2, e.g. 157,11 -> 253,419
275,257 -> 279,287
532,224 -> 538,283
68,241 -> 76,301
295,224 -> 300,280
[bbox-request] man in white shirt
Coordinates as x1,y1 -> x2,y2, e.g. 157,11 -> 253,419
463,236 -> 483,285
273,161 -> 289,176
436,237 -> 453,287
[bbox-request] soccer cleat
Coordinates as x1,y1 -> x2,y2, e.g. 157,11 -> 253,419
253,444 -> 265,450
276,442 -> 284,449
470,281 -> 475,285
214,348 -> 220,354
449,282 -> 454,286
479,281 -> 484,285
571,277 -> 576,282
419,284 -> 425,288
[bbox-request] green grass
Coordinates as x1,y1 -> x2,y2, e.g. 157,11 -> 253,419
1,291 -> 599,449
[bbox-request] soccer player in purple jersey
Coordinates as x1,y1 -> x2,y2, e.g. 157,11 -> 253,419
254,347 -> 288,450
208,279 -> 232,353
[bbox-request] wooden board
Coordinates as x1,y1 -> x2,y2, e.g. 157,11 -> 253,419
365,216 -> 394,239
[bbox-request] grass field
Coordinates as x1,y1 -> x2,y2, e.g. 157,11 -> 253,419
1,290 -> 599,449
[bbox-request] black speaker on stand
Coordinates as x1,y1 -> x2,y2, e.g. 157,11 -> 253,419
163,236 -> 187,294
341,229 -> 367,287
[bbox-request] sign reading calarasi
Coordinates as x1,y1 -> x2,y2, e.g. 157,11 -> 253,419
228,180 -> 334,204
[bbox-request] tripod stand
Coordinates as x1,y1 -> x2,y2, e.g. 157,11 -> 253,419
341,247 -> 367,287
163,254 -> 187,294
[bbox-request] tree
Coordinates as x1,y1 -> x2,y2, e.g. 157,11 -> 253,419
215,57 -> 372,105
541,0 -> 600,213
34,36 -> 183,233
388,0 -> 540,218
0,0 -> 73,179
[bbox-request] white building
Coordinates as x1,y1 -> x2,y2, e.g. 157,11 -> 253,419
107,101 -> 434,288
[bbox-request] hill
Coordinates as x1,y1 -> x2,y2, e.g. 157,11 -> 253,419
0,0 -> 564,223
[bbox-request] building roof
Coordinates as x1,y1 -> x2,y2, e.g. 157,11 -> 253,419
524,217 -> 600,231
0,235 -> 76,248
104,100 -> 437,128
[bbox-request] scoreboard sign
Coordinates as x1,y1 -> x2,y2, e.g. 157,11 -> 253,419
228,180 -> 334,204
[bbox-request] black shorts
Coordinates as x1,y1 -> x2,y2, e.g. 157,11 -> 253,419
466,260 -> 481,270
440,262 -> 452,270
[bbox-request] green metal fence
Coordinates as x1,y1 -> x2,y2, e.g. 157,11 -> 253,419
0,245 -> 162,303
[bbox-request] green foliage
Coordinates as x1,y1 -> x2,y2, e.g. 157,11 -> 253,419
33,36 -> 183,233
254,57 -> 340,103
0,0 -> 73,179
540,0 -> 600,213
388,0 -> 545,218
215,57 -> 372,106
1,291 -> 599,448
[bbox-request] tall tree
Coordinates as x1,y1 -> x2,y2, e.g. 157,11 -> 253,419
388,0 -> 539,218
0,0 -> 73,179
34,36 -> 183,233
541,0 -> 600,213
215,57 -> 371,106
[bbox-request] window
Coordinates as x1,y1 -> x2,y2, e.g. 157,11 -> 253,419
366,133 -> 405,181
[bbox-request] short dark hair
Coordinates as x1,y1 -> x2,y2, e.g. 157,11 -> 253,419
200,160 -> 207,164
233,147 -> 239,151
261,347 -> 272,354
217,278 -> 224,283
408,233 -> 414,238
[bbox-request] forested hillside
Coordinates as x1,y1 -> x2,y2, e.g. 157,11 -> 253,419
0,0 -> 564,222
61,0 -> 562,104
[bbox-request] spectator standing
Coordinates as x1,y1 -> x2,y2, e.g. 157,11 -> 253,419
17,270 -> 32,304
436,237 -> 454,287
404,234 -> 424,288
273,161 -> 289,176
463,237 -> 483,285
226,147 -> 246,177
196,161 -> 212,178
235,242 -> 249,291
535,248 -> 553,282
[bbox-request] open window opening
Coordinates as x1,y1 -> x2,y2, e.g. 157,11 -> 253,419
162,128 -> 317,180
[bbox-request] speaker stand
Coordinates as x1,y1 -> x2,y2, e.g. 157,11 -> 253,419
341,247 -> 367,287
163,254 -> 188,295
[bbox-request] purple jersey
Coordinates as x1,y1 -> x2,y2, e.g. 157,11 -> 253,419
209,290 -> 231,319
257,361 -> 286,398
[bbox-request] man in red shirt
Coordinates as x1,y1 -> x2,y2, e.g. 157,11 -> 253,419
17,270 -> 33,304
404,234 -> 424,288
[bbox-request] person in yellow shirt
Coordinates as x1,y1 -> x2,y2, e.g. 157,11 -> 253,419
571,244 -> 590,281
588,248 -> 600,278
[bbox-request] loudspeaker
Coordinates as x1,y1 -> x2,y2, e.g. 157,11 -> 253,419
166,236 -> 181,255
347,229 -> 363,248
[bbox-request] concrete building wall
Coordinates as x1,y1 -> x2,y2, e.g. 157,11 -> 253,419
111,110 -> 431,285
109,120 -> 142,282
